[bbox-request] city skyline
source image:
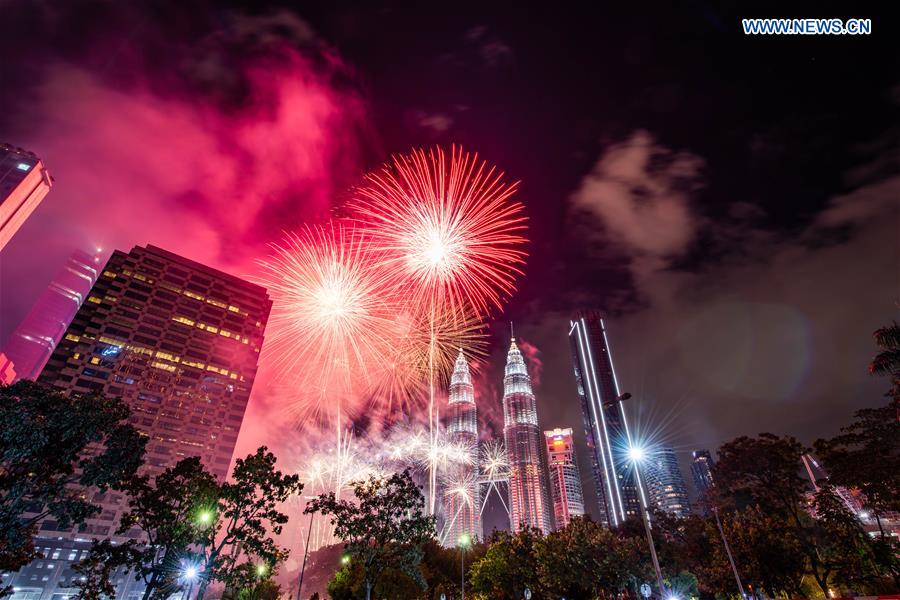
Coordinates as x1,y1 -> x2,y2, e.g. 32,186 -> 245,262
0,3 -> 896,596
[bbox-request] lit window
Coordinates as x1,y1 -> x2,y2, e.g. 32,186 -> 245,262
102,271 -> 117,278
90,357 -> 101,365
150,361 -> 176,372
16,162 -> 30,171
65,334 -> 81,343
172,316 -> 195,326
87,296 -> 102,304
155,351 -> 179,363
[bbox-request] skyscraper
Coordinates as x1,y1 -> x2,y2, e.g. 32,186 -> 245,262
691,449 -> 715,513
7,245 -> 271,600
568,311 -> 641,527
0,143 -> 52,251
1,250 -> 101,382
544,427 -> 585,529
443,349 -> 481,545
645,446 -> 692,519
503,333 -> 552,534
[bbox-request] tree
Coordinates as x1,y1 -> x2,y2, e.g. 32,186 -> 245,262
814,402 -> 900,528
535,516 -> 645,600
70,541 -> 125,600
0,381 -> 146,574
713,433 -> 890,596
75,457 -> 220,600
307,469 -> 435,600
196,447 -> 301,600
468,528 -> 543,599
869,321 -> 900,382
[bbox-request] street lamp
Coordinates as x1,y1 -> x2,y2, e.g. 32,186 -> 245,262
256,563 -> 268,578
180,562 -> 200,600
196,509 -> 214,527
628,444 -> 667,600
458,533 -> 471,600
341,554 -> 351,566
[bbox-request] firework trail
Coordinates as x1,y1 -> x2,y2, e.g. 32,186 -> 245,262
350,145 -> 527,512
439,469 -> 478,545
478,439 -> 511,519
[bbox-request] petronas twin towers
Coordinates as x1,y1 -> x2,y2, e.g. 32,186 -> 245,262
442,332 -> 552,545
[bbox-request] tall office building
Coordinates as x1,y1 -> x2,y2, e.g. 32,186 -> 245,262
503,333 -> 552,534
691,449 -> 715,513
568,311 -> 641,527
7,245 -> 271,600
544,427 -> 585,529
1,250 -> 101,382
442,349 -> 481,545
645,446 -> 692,519
0,143 -> 52,251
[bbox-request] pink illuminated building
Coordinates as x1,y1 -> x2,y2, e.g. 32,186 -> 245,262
1,250 -> 101,382
0,143 -> 52,251
545,427 -> 585,528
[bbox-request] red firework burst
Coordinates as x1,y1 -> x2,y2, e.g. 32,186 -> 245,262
349,145 -> 528,318
255,224 -> 401,422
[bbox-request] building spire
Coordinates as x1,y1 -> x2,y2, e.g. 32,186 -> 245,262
510,321 -> 515,340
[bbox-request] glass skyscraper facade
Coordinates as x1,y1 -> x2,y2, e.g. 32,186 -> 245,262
443,349 -> 481,545
568,311 -> 641,527
645,445 -> 692,519
1,250 -> 100,382
503,335 -> 552,534
544,427 -> 585,529
0,143 -> 52,251
6,244 -> 271,600
691,449 -> 715,514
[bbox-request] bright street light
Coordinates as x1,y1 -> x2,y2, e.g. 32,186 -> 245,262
182,565 -> 199,581
628,445 -> 646,462
458,533 -> 471,547
256,563 -> 267,577
197,510 -> 214,526
341,555 -> 351,565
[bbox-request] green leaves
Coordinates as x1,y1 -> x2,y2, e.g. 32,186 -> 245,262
0,381 -> 145,572
308,469 -> 435,599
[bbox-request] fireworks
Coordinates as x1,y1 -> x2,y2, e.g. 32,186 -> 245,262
255,224 -> 401,422
349,145 -> 528,320
480,439 -> 510,481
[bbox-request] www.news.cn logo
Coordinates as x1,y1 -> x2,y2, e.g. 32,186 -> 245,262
742,18 -> 872,35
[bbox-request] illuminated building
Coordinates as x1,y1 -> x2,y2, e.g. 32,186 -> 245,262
7,245 -> 271,600
1,250 -> 100,382
568,311 -> 641,527
503,332 -> 552,534
442,349 -> 481,545
690,449 -> 715,514
0,143 -> 52,251
544,427 -> 585,528
0,353 -> 15,384
645,445 -> 692,519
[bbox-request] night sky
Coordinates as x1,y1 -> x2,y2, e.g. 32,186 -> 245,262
1,0 -> 898,525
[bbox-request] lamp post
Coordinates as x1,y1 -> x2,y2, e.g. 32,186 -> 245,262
458,533 -> 471,600
296,509 -> 316,600
628,445 -> 667,600
713,506 -> 747,599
